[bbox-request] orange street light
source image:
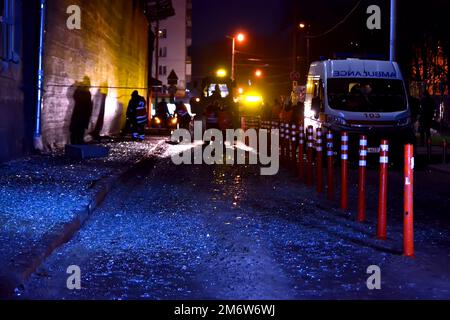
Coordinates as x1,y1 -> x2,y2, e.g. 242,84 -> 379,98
255,69 -> 263,78
299,23 -> 306,29
227,32 -> 248,82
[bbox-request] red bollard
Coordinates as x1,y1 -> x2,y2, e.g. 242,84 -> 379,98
377,139 -> 389,240
443,139 -> 447,164
427,138 -> 432,162
298,126 -> 305,182
316,128 -> 324,194
285,123 -> 291,166
340,132 -> 349,210
326,130 -> 334,200
280,123 -> 286,164
404,144 -> 415,257
357,135 -> 368,223
291,124 -> 298,171
306,126 -> 314,187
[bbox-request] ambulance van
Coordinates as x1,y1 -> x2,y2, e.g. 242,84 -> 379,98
304,59 -> 415,158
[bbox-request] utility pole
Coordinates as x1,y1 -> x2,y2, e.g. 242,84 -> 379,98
390,0 -> 397,61
154,0 -> 160,106
34,0 -> 46,151
292,2 -> 298,73
231,37 -> 236,82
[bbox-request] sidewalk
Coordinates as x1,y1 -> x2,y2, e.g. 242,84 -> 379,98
428,164 -> 450,175
0,137 -> 167,298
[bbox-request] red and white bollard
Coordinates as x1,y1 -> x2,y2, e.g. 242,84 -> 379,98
377,139 -> 389,240
326,130 -> 334,200
306,126 -> 314,187
357,135 -> 368,223
298,126 -> 305,182
285,123 -> 291,166
443,139 -> 448,164
280,123 -> 286,163
340,132 -> 349,210
291,124 -> 298,170
404,144 -> 414,257
316,128 -> 324,194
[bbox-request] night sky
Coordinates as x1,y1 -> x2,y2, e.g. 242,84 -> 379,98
192,0 -> 450,98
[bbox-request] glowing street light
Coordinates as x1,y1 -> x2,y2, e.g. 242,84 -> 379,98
216,69 -> 227,78
236,33 -> 245,43
299,23 -> 306,29
255,69 -> 263,78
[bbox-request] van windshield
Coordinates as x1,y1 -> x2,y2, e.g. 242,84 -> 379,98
327,78 -> 407,112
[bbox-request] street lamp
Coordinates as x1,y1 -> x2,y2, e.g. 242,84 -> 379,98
227,32 -> 246,82
255,69 -> 263,78
216,68 -> 227,78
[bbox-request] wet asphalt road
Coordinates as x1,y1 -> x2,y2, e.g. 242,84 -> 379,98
22,142 -> 450,300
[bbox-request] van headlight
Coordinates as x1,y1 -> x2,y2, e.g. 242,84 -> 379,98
397,117 -> 411,127
327,115 -> 347,126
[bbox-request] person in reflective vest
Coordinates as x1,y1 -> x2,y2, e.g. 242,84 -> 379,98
127,91 -> 148,141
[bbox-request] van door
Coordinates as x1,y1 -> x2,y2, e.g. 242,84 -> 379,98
307,77 -> 325,128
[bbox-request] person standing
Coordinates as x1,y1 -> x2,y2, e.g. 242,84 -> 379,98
420,91 -> 436,146
126,91 -> 148,141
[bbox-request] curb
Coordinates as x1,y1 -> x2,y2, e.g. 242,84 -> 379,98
0,140 -> 167,299
428,164 -> 450,175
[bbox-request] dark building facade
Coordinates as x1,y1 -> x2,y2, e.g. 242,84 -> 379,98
1,0 -> 174,162
0,0 -> 39,162
42,0 -> 151,149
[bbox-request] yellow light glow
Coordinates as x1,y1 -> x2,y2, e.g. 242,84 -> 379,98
255,70 -> 263,78
155,117 -> 161,124
195,98 -> 201,103
216,69 -> 227,78
238,88 -> 244,95
245,95 -> 263,104
299,23 -> 306,29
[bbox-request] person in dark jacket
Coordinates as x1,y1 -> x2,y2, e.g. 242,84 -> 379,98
420,91 -> 436,146
127,91 -> 148,141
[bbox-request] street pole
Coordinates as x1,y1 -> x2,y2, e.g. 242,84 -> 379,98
390,0 -> 397,61
34,0 -> 46,151
306,37 -> 311,69
231,37 -> 236,82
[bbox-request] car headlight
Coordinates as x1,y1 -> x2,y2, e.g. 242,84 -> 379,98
327,115 -> 347,126
397,117 -> 411,127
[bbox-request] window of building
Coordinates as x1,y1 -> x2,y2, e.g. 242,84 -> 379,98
159,47 -> 167,58
0,0 -> 18,63
159,65 -> 167,76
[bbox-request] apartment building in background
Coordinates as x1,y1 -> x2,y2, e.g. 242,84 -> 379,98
154,0 -> 192,99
